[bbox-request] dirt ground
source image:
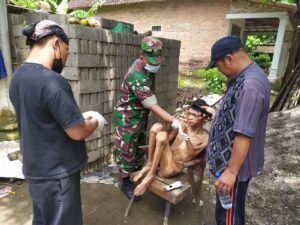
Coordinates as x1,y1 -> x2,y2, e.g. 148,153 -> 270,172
243,107 -> 300,225
1,156 -> 299,225
0,176 -> 216,225
1,108 -> 299,225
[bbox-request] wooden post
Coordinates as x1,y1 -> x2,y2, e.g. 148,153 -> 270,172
194,162 -> 206,211
124,196 -> 135,217
163,201 -> 171,225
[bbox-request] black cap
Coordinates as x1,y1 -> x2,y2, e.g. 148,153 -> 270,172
206,35 -> 243,70
190,98 -> 212,118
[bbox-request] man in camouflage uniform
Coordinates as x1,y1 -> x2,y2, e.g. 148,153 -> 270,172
114,36 -> 186,200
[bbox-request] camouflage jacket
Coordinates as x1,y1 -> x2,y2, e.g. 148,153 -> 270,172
114,57 -> 157,128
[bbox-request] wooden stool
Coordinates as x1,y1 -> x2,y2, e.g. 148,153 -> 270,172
125,146 -> 206,225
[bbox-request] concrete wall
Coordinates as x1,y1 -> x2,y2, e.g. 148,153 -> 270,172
96,0 -> 231,73
8,12 -> 180,173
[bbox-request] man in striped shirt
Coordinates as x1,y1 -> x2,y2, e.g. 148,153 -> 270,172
203,36 -> 271,225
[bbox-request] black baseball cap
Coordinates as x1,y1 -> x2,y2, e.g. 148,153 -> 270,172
206,35 -> 243,70
190,98 -> 212,119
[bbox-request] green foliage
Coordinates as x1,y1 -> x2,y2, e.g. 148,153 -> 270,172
245,35 -> 274,74
178,74 -> 207,90
8,0 -> 68,13
69,10 -> 87,19
245,35 -> 275,52
47,0 -> 68,14
9,0 -> 37,9
245,36 -> 263,52
195,68 -> 227,94
43,0 -> 57,12
252,53 -> 272,73
260,0 -> 296,3
178,68 -> 226,95
43,0 -> 68,14
8,0 -> 105,15
178,77 -> 186,89
69,0 -> 106,19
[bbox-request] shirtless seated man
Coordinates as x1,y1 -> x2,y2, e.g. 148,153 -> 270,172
133,99 -> 211,196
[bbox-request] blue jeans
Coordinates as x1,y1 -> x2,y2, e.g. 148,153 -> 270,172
27,171 -> 82,225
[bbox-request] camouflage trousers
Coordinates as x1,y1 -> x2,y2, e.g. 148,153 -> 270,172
114,126 -> 147,178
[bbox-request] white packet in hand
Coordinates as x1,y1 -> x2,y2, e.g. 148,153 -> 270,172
171,119 -> 189,141
178,124 -> 189,141
82,111 -> 107,132
82,111 -> 94,120
91,112 -> 107,132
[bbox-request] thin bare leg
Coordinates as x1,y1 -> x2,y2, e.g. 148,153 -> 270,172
134,131 -> 168,196
133,123 -> 164,182
132,164 -> 150,183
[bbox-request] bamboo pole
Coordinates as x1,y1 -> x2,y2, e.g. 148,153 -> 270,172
270,61 -> 300,111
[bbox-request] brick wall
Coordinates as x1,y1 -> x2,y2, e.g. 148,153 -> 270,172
96,0 -> 231,73
8,12 -> 180,173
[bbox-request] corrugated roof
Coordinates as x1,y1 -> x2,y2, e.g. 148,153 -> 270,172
68,0 -> 161,9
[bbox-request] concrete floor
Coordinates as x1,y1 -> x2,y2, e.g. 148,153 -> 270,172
0,179 -> 215,225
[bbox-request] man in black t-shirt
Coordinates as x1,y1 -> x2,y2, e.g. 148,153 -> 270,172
9,20 -> 105,225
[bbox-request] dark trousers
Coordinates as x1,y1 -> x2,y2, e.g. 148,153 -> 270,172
26,171 -> 83,225
215,179 -> 250,225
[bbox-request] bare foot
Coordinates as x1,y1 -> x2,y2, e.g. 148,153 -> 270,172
133,164 -> 151,183
133,175 -> 154,196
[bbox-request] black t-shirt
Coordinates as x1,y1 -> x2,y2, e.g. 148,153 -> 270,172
9,63 -> 87,180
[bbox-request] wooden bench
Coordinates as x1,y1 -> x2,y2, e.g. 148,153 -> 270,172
126,146 -> 206,225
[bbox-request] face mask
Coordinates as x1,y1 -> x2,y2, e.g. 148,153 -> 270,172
144,64 -> 160,73
52,44 -> 64,74
52,58 -> 63,74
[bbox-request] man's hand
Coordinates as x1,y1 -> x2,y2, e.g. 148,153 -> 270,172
214,168 -> 236,193
82,111 -> 108,132
200,106 -> 216,120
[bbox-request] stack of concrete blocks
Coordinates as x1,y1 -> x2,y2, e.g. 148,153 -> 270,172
8,12 -> 180,173
8,13 -> 29,71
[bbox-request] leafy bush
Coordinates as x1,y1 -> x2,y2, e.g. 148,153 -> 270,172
245,35 -> 275,52
178,76 -> 186,89
9,0 -> 68,13
178,75 -> 206,90
194,68 -> 227,94
9,0 -> 37,9
69,0 -> 105,19
245,35 -> 274,74
178,68 -> 226,95
252,53 -> 272,73
8,0 -> 104,15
